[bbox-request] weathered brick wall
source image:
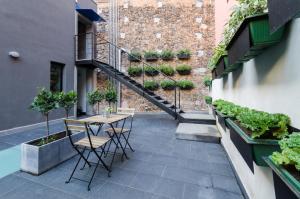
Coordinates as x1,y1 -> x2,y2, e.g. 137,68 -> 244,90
96,0 -> 215,112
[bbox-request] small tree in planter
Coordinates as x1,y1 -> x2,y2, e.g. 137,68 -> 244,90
177,49 -> 191,60
160,50 -> 174,61
144,51 -> 160,61
29,88 -> 57,144
87,90 -> 104,115
105,85 -> 118,107
56,91 -> 77,118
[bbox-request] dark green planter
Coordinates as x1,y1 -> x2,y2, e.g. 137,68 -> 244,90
215,55 -> 229,78
226,118 -> 280,172
216,110 -> 231,132
264,157 -> 300,199
212,69 -> 217,80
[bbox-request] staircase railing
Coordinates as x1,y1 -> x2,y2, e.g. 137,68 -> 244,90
75,32 -> 181,116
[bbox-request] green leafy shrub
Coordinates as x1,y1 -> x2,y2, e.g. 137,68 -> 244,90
144,51 -> 159,61
144,80 -> 159,91
56,91 -> 77,118
176,65 -> 192,75
203,76 -> 212,87
128,66 -> 143,77
160,80 -> 176,90
213,99 -> 245,118
159,65 -> 175,76
160,50 -> 174,60
177,49 -> 191,59
176,80 -> 194,90
204,96 -> 212,105
144,66 -> 159,76
128,51 -> 142,62
105,85 -> 117,106
271,133 -> 300,171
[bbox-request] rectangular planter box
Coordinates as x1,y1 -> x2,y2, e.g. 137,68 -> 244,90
226,118 -> 280,172
21,131 -> 85,175
212,106 -> 216,119
177,54 -> 190,60
212,69 -> 217,80
227,13 -> 285,66
264,157 -> 300,199
215,55 -> 228,78
216,110 -> 231,132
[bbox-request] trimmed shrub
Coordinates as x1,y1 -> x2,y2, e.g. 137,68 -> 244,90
161,80 -> 176,90
176,65 -> 192,75
177,49 -> 191,59
177,80 -> 194,90
128,66 -> 143,77
144,80 -> 159,91
203,76 -> 212,87
145,66 -> 159,76
144,51 -> 159,61
160,50 -> 174,60
204,96 -> 212,105
128,52 -> 142,62
159,65 -> 175,76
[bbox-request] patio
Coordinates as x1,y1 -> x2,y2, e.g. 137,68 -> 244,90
0,113 -> 243,199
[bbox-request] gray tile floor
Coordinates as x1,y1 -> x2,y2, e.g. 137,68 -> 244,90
0,114 -> 244,199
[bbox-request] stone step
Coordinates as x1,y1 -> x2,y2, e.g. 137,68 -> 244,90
176,123 -> 221,143
179,113 -> 216,125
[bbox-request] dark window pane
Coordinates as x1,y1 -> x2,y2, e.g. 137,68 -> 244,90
50,62 -> 64,92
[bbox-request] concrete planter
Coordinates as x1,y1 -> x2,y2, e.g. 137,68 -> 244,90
21,131 -> 85,175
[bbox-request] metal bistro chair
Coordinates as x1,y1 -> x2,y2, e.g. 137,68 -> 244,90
64,119 -> 114,191
105,108 -> 135,157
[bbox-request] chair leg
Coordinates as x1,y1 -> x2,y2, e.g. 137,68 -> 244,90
66,147 -> 88,184
80,150 -> 92,170
87,159 -> 100,191
74,147 -> 91,167
109,140 -> 118,173
122,131 -> 135,152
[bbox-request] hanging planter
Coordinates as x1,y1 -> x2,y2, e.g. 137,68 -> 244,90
176,49 -> 191,60
144,51 -> 160,62
227,13 -> 285,66
128,52 -> 142,62
215,55 -> 229,78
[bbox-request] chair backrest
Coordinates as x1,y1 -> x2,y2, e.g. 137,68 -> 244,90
64,119 -> 88,146
117,108 -> 135,117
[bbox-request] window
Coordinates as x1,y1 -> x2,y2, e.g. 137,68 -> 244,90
50,62 -> 64,92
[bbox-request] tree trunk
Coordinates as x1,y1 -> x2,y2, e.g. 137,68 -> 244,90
97,103 -> 100,115
45,114 -> 50,143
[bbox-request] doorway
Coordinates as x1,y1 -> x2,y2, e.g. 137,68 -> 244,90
77,17 -> 93,60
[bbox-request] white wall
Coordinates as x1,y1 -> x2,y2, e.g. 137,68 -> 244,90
212,18 -> 300,128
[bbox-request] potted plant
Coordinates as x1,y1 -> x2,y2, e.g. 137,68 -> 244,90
145,65 -> 159,76
177,49 -> 191,60
176,80 -> 194,90
203,76 -> 212,87
56,91 -> 77,118
105,84 -> 118,107
127,66 -> 143,77
264,133 -> 300,199
176,65 -> 192,75
128,51 -> 142,62
144,80 -> 159,91
144,51 -> 160,61
21,88 -> 84,175
159,65 -> 175,76
160,50 -> 174,61
160,80 -> 176,91
87,89 -> 104,115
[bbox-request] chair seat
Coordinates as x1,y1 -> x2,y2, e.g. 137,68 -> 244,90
105,128 -> 130,134
75,136 -> 110,148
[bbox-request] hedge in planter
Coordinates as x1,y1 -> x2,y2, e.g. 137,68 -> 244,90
128,52 -> 142,62
176,65 -> 192,75
159,65 -> 175,76
145,66 -> 159,76
128,66 -> 143,77
177,49 -> 191,60
160,50 -> 174,61
176,80 -> 194,90
161,80 -> 176,90
144,51 -> 159,61
144,80 -> 159,91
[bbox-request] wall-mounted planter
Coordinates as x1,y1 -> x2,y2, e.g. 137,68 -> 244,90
177,54 -> 191,60
215,55 -> 228,78
226,118 -> 281,172
145,57 -> 159,62
264,157 -> 300,199
226,13 -> 285,66
212,69 -> 217,80
215,110 -> 231,132
212,106 -> 216,119
21,131 -> 85,175
128,55 -> 142,62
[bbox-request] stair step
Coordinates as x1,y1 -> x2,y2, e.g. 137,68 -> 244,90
165,104 -> 175,108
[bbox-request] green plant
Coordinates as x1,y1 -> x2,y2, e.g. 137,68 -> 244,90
208,43 -> 227,70
160,50 -> 174,60
159,65 -> 175,76
56,91 -> 77,118
144,66 -> 159,76
160,80 -> 176,90
271,132 -> 300,171
176,65 -> 192,75
105,85 -> 118,106
87,90 -> 104,114
204,96 -> 212,105
203,76 -> 212,87
176,80 -> 194,90
128,51 -> 142,61
29,88 -> 57,143
177,49 -> 191,58
144,80 -> 159,91
144,51 -> 160,60
127,66 -> 143,77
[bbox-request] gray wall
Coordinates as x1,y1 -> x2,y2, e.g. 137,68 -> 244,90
0,0 -> 96,131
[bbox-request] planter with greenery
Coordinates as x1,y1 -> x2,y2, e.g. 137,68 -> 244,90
144,80 -> 159,91
145,65 -> 159,76
177,49 -> 191,60
161,80 -> 176,90
21,88 -> 84,175
176,80 -> 194,90
204,96 -> 213,115
159,65 -> 175,76
128,52 -> 142,62
176,65 -> 192,75
87,90 -> 104,115
127,66 -> 143,77
144,51 -> 160,61
105,85 -> 118,107
203,76 -> 212,87
264,133 -> 300,199
160,50 -> 174,61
